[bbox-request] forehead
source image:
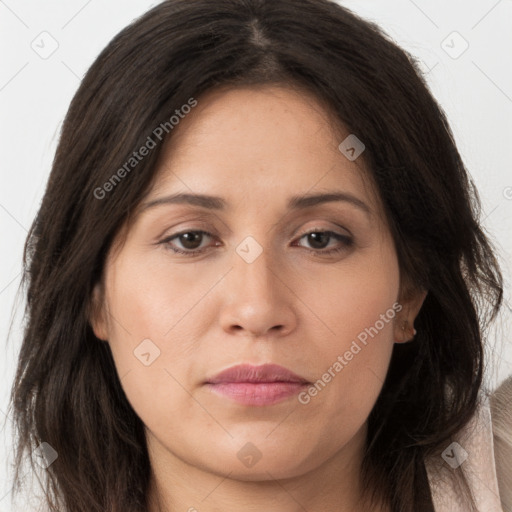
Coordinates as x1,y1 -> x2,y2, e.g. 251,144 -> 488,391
146,85 -> 380,211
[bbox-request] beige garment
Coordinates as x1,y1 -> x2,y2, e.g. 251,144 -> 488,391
425,392 -> 504,512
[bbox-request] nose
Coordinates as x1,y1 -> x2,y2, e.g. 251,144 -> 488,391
218,245 -> 298,339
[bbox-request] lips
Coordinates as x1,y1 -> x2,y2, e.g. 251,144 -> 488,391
204,364 -> 311,406
205,363 -> 310,385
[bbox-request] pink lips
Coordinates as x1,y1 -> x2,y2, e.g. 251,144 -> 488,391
204,363 -> 310,406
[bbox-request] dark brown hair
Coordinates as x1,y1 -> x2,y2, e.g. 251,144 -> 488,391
7,0 -> 504,511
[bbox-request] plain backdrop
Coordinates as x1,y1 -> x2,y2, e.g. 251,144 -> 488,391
1,1 -> 511,510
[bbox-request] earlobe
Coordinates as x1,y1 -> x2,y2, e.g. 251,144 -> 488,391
394,289 -> 428,343
89,282 -> 109,341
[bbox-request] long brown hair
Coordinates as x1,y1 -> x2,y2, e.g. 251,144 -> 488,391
7,1 -> 504,511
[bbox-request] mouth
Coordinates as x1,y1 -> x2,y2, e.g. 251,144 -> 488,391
204,363 -> 311,406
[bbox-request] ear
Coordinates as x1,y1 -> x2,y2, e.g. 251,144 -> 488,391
89,281 -> 109,341
394,288 -> 428,343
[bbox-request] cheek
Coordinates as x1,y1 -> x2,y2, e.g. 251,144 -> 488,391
102,254 -> 213,428
105,248 -> 218,346
296,240 -> 400,354
294,242 -> 399,425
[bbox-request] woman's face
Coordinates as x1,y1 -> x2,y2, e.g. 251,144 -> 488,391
91,85 -> 425,483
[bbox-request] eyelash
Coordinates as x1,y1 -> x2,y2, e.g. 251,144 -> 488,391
159,229 -> 354,256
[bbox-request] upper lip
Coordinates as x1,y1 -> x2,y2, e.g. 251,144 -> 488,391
206,364 -> 310,384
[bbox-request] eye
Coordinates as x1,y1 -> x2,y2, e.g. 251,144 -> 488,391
160,230 -> 217,255
294,229 -> 353,255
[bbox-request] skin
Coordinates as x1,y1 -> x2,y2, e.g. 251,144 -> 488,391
90,85 -> 427,512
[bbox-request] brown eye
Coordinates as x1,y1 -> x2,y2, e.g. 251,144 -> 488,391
176,232 -> 205,250
160,230 -> 215,255
305,232 -> 330,249
295,230 -> 353,255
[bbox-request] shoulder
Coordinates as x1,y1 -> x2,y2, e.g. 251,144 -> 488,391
425,386 -> 507,512
490,375 -> 512,512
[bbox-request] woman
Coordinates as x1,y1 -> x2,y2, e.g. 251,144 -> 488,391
7,0 -> 507,510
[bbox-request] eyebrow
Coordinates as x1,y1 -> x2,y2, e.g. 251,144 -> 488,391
141,191 -> 372,216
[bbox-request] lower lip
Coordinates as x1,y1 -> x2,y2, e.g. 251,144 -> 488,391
204,382 -> 309,406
